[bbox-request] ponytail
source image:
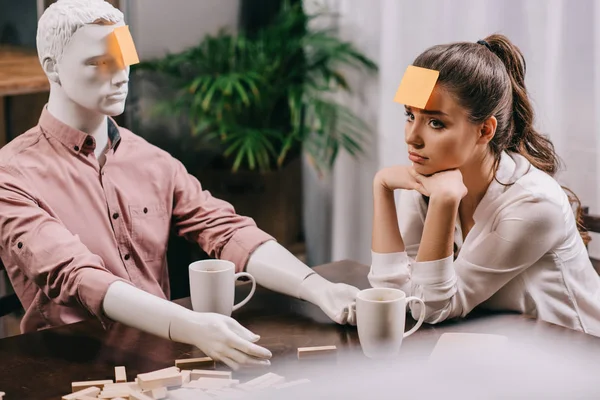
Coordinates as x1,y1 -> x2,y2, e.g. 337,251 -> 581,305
484,34 -> 561,176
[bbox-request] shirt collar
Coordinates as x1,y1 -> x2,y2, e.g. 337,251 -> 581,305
39,106 -> 122,155
473,151 -> 530,222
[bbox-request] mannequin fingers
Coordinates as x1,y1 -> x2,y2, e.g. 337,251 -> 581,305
222,347 -> 271,368
227,319 -> 260,343
218,355 -> 241,371
225,330 -> 272,360
347,303 -> 357,326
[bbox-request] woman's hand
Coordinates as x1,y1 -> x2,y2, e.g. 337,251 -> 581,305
374,165 -> 428,194
409,168 -> 467,201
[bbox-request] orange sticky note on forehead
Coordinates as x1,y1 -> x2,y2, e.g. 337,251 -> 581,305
393,65 -> 440,109
108,25 -> 139,68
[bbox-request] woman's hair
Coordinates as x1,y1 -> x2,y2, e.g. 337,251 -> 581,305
412,34 -> 560,176
414,34 -> 592,245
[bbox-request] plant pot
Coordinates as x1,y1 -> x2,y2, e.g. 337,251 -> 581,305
195,157 -> 303,247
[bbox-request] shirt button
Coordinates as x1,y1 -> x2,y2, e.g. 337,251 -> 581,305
17,242 -> 23,249
73,145 -> 80,151
143,207 -> 148,214
112,212 -> 119,219
85,137 -> 94,146
124,254 -> 130,261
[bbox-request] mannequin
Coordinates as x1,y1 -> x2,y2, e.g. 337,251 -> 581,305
31,0 -> 359,369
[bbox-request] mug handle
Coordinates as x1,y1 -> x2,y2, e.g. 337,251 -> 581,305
232,272 -> 257,312
403,296 -> 426,338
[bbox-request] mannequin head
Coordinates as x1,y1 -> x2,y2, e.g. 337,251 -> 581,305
37,0 -> 129,116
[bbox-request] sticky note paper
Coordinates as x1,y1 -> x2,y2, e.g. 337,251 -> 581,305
108,25 -> 139,69
393,65 -> 440,109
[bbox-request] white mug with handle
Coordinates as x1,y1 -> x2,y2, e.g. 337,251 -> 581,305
351,287 -> 426,359
189,259 -> 256,316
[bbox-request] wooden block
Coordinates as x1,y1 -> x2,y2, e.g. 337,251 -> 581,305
238,372 -> 284,390
184,378 -> 239,390
297,345 -> 337,359
76,397 -> 99,400
137,366 -> 180,380
115,366 -> 127,383
137,372 -> 183,391
175,357 -> 215,370
0,391 -> 4,399
141,386 -> 168,399
181,370 -> 191,384
129,392 -> 155,400
190,369 -> 232,380
103,382 -> 140,392
274,378 -> 311,389
62,386 -> 101,400
99,388 -> 133,398
72,380 -> 114,392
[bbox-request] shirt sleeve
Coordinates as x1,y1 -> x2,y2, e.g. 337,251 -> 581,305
170,157 -> 274,272
0,166 -> 127,324
410,195 -> 565,323
368,189 -> 426,294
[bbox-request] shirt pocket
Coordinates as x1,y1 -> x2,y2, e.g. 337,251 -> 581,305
129,204 -> 170,262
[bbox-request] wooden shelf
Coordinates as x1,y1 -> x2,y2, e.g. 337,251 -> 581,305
0,46 -> 50,97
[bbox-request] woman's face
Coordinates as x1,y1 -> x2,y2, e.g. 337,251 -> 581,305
404,86 -> 486,176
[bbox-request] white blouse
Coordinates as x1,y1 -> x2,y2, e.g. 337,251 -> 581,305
369,151 -> 600,336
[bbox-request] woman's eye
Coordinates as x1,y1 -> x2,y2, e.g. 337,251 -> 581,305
404,111 -> 415,121
429,119 -> 445,129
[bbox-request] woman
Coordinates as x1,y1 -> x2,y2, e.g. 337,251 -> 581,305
370,34 -> 600,336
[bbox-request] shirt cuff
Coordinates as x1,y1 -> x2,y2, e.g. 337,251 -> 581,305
411,254 -> 455,285
77,268 -> 131,329
369,251 -> 411,290
219,226 -> 275,272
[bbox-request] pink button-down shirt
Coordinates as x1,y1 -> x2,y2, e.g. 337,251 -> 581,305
0,107 -> 273,333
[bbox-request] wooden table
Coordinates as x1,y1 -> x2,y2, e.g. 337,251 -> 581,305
0,260 -> 599,399
0,46 -> 49,97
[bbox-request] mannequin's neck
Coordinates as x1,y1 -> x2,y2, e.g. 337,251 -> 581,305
47,84 -> 109,159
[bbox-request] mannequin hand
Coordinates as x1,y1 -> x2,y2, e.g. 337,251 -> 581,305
169,311 -> 272,370
299,273 -> 360,325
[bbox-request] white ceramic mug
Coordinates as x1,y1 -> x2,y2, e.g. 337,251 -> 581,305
352,288 -> 426,359
189,259 -> 256,316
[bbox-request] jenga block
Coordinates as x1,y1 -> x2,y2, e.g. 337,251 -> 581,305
71,380 -> 113,391
137,367 -> 180,380
190,370 -> 232,380
62,386 -> 101,400
240,372 -> 284,389
141,386 -> 168,399
129,391 -> 155,400
181,370 -> 191,384
103,382 -> 140,392
297,345 -> 337,359
76,397 -> 99,400
99,388 -> 133,398
137,372 -> 183,391
0,391 -> 4,399
115,366 -> 127,383
274,378 -> 311,389
175,357 -> 215,370
184,378 -> 239,390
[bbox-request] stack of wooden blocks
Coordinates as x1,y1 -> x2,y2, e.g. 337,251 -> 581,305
59,345 -> 336,399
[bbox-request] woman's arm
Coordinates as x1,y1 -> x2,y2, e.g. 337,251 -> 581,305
369,167 -> 426,292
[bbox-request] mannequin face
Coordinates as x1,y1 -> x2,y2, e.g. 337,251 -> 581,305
55,20 -> 129,116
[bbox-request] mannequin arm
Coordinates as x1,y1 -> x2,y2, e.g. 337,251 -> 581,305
103,281 -> 271,369
246,240 -> 359,324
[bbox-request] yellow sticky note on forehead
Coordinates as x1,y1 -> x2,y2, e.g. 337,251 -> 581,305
393,65 -> 440,109
108,25 -> 139,68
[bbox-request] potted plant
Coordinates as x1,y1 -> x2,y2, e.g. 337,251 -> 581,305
133,1 -> 378,246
